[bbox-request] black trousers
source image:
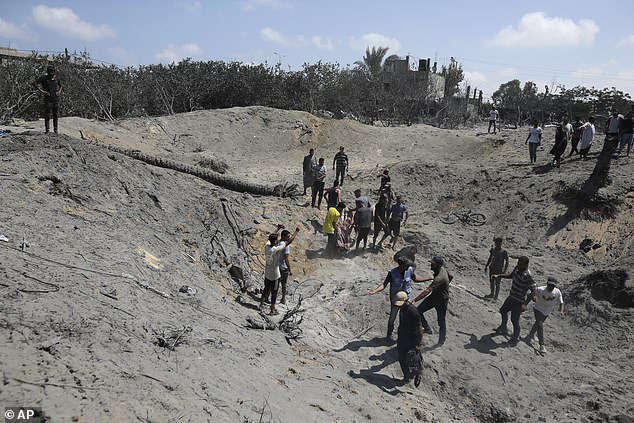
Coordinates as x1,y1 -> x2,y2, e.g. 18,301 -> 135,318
311,181 -> 325,207
397,339 -> 417,379
43,101 -> 59,132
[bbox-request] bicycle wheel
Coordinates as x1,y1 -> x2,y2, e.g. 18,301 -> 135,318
440,213 -> 459,224
466,213 -> 487,226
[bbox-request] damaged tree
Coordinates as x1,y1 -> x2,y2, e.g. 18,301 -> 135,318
580,135 -> 620,198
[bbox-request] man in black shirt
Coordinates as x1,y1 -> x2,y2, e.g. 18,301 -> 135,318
394,291 -> 423,382
33,64 -> 62,134
332,146 -> 348,186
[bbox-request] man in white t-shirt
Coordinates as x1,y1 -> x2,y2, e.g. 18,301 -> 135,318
488,107 -> 499,134
562,117 -> 573,146
578,116 -> 596,159
524,276 -> 564,354
525,120 -> 542,163
260,226 -> 300,315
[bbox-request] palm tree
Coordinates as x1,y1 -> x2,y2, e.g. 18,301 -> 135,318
354,46 -> 390,77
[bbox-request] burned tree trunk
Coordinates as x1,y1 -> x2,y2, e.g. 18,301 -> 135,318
580,135 -> 619,197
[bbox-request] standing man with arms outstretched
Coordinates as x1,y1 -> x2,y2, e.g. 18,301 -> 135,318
33,64 -> 62,134
492,256 -> 536,346
368,256 -> 420,342
332,146 -> 349,186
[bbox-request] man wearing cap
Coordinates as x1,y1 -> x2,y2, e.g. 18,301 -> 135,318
524,277 -> 564,354
393,291 -> 423,382
260,225 -> 300,315
413,256 -> 452,346
491,256 -> 536,346
368,256 -> 422,342
33,64 -> 63,134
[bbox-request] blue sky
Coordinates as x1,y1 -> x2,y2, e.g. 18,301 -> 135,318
2,0 -> 634,100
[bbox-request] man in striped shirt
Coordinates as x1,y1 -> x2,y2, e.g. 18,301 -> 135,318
332,146 -> 349,186
492,256 -> 536,346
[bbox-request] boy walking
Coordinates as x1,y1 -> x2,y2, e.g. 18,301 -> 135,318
484,237 -> 509,300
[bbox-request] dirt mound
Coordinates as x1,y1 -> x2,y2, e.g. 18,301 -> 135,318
2,108 -> 634,422
568,269 -> 633,309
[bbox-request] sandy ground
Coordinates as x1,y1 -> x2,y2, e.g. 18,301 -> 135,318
1,107 -> 633,423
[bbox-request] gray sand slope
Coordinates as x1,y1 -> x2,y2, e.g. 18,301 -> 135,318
1,107 -> 632,422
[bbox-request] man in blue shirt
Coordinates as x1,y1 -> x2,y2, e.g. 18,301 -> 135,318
387,196 -> 408,250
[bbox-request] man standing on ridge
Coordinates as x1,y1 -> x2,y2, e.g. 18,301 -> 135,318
333,146 -> 349,186
33,64 -> 63,134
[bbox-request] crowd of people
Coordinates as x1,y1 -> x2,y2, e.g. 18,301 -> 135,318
367,239 -> 565,382
258,142 -> 572,383
302,147 -> 410,258
490,105 -> 634,167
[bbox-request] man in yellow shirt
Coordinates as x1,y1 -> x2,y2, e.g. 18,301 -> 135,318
323,202 -> 345,257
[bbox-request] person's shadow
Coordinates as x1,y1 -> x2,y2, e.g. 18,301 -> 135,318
457,331 -> 506,356
333,336 -> 386,352
309,218 -> 322,234
305,248 -> 325,259
533,164 -> 556,174
347,347 -> 406,394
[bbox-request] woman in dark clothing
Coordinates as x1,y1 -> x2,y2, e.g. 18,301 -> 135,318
550,125 -> 567,167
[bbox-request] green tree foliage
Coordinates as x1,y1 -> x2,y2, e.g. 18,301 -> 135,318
2,52 -> 630,130
492,79 -> 632,124
354,46 -> 389,77
440,57 -> 464,98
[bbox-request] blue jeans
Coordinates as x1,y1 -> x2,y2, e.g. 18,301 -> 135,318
417,297 -> 447,344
